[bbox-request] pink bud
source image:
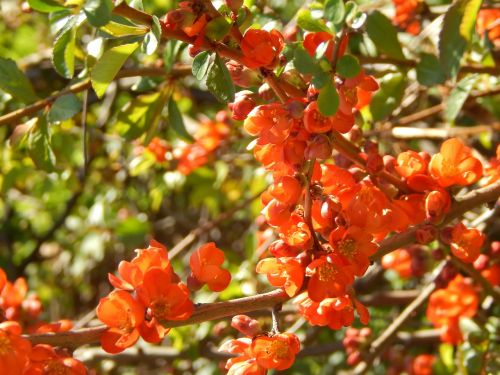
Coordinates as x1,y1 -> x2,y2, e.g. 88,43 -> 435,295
231,315 -> 260,336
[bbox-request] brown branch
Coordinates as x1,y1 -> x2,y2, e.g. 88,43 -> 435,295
371,180 -> 500,262
380,124 -> 500,139
304,159 -> 323,252
353,261 -> 447,375
0,66 -> 191,126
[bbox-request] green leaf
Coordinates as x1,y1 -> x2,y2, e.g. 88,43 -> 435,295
205,16 -> 232,42
206,54 -> 235,103
47,93 -> 82,123
114,90 -> 168,140
100,21 -> 148,37
28,0 -> 66,13
324,0 -> 345,26
192,51 -> 212,81
416,53 -> 446,86
439,343 -> 455,373
444,74 -> 478,123
168,97 -> 194,142
0,58 -> 38,103
370,72 -> 406,121
293,46 -> 320,75
91,42 -> 139,98
366,10 -> 405,59
297,9 -> 330,33
52,17 -> 77,79
336,54 -> 361,78
317,81 -> 339,116
164,40 -> 183,73
439,0 -> 482,79
28,116 -> 56,172
142,16 -> 162,55
84,0 -> 113,28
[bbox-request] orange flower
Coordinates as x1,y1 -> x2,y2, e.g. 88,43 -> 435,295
427,274 -> 478,344
306,256 -> 353,302
395,150 -> 428,178
425,189 -> 451,223
96,290 -> 144,353
477,9 -> 500,46
251,333 -> 300,371
381,248 -> 413,278
0,321 -> 31,374
328,226 -> 378,277
108,239 -> 175,291
25,344 -> 87,375
241,29 -> 284,69
146,137 -> 169,162
409,354 -> 435,375
429,138 -> 483,187
392,0 -> 421,35
450,222 -> 485,263
0,268 -> 5,293
0,277 -> 28,320
137,268 -> 193,343
256,257 -> 304,297
303,101 -> 354,134
303,31 -> 334,59
189,242 -> 231,292
219,338 -> 266,375
269,176 -> 302,206
278,213 -> 312,248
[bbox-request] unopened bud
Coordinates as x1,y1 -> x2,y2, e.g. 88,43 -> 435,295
231,315 -> 260,336
415,224 -> 437,244
226,60 -> 260,88
229,91 -> 256,121
305,134 -> 332,160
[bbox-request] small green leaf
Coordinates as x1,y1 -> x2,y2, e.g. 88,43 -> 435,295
0,57 -> 38,103
28,116 -> 56,172
206,54 -> 235,103
114,90 -> 167,140
297,9 -> 331,33
336,54 -> 360,78
205,16 -> 232,42
192,51 -> 212,81
370,72 -> 406,121
84,0 -> 113,28
47,93 -> 82,123
100,21 -> 148,37
317,81 -> 339,116
168,97 -> 194,142
416,53 -> 446,86
293,46 -> 320,75
444,74 -> 478,123
142,15 -> 162,55
324,0 -> 345,26
439,0 -> 482,79
28,0 -> 66,13
366,10 -> 404,59
91,42 -> 139,98
52,17 -> 77,79
164,40 -> 183,73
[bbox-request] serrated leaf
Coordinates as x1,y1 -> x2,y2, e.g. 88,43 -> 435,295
293,46 -> 320,75
325,0 -> 345,26
47,93 -> 82,123
297,9 -> 331,33
91,42 -> 139,98
84,0 -> 113,28
114,90 -> 167,140
142,15 -> 161,55
439,0 -> 482,79
336,54 -> 360,78
28,116 -> 56,172
416,53 -> 446,86
100,21 -> 148,37
370,72 -> 406,121
52,17 -> 77,79
206,54 -> 235,103
192,51 -> 212,81
28,0 -> 66,12
168,97 -> 194,142
444,74 -> 478,123
366,10 -> 404,59
0,57 -> 38,103
317,81 -> 339,116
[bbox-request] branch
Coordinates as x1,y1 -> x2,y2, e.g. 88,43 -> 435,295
0,66 -> 191,126
371,180 -> 500,262
353,261 -> 447,375
378,124 -> 500,139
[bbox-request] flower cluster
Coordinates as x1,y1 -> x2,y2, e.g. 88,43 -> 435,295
0,268 -> 87,374
219,315 -> 300,374
426,274 -> 479,344
391,0 -> 422,35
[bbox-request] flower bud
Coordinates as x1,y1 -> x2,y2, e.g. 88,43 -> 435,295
229,91 -> 256,121
415,224 -> 437,244
226,60 -> 260,88
231,315 -> 260,336
305,134 -> 332,160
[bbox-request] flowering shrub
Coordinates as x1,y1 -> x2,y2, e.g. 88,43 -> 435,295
0,0 -> 499,373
